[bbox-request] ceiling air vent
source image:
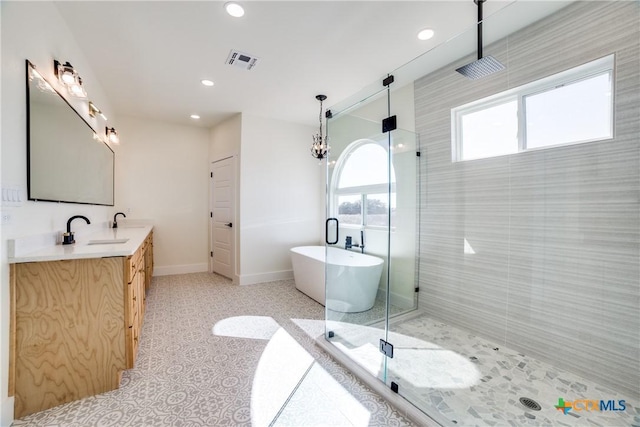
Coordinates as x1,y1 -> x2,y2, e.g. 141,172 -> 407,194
226,49 -> 259,71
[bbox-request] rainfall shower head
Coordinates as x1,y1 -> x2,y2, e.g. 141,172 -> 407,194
456,0 -> 505,79
456,55 -> 505,80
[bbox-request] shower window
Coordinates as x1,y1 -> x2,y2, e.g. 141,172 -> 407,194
333,140 -> 396,228
452,54 -> 614,162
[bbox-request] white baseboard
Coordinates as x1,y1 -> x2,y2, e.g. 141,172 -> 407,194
238,270 -> 293,286
0,396 -> 14,427
153,263 -> 208,276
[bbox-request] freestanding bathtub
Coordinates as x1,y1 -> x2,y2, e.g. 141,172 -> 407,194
290,246 -> 384,313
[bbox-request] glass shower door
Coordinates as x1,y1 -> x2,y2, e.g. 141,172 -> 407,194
383,127 -> 449,422
324,109 -> 392,385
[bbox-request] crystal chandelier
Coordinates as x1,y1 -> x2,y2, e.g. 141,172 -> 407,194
310,94 -> 328,160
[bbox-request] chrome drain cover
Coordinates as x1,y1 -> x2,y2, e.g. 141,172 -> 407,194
519,397 -> 542,411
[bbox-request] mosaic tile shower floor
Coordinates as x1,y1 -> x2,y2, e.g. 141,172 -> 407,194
327,311 -> 639,427
13,274 -> 414,427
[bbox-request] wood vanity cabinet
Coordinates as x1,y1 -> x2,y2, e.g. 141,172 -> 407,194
125,231 -> 153,368
9,231 -> 153,418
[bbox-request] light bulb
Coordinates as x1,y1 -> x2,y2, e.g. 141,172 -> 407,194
69,83 -> 86,98
61,71 -> 76,85
417,28 -> 435,41
106,127 -> 119,144
225,2 -> 245,17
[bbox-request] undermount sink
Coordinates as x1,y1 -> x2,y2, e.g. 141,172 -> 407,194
88,238 -> 130,245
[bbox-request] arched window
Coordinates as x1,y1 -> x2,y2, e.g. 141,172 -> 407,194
331,139 -> 396,228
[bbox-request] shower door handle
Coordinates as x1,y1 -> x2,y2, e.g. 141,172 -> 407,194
325,218 -> 339,245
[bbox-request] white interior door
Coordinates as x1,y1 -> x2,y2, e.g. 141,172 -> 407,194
210,157 -> 235,279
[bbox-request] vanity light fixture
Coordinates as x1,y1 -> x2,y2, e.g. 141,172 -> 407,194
310,94 -> 328,161
225,2 -> 245,17
190,114 -> 201,119
54,60 -> 87,98
54,60 -> 78,86
53,59 -> 87,98
201,79 -> 214,87
105,127 -> 119,144
88,102 -> 101,118
89,102 -> 107,120
69,77 -> 87,98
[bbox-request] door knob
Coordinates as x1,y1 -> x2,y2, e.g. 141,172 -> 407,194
225,222 -> 233,227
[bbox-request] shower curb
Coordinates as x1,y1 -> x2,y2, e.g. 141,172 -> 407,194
315,335 -> 443,427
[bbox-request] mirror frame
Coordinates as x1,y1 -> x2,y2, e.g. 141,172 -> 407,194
26,59 -> 115,206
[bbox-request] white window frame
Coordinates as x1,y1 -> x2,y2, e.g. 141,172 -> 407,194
331,138 -> 396,230
451,54 -> 615,162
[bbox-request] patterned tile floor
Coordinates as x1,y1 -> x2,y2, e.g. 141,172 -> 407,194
13,273 -> 415,427
327,311 -> 640,427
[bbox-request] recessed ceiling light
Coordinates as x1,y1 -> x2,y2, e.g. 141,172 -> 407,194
417,28 -> 435,41
190,114 -> 200,119
201,79 -> 214,87
225,2 -> 245,18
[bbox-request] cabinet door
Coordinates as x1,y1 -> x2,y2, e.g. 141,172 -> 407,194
126,273 -> 139,369
137,262 -> 145,323
144,234 -> 153,291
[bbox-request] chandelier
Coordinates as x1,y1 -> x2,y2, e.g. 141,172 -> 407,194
310,94 -> 328,160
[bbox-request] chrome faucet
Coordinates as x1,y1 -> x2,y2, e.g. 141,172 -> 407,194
63,215 -> 91,245
113,212 -> 126,229
345,230 -> 366,253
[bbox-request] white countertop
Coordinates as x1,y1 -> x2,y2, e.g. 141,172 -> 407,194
8,225 -> 153,264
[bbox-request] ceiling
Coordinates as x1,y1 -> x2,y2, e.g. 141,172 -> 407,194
53,1 -> 568,129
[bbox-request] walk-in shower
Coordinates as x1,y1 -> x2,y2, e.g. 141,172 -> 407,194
321,1 -> 639,426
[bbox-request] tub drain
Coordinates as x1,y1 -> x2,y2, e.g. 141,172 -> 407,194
519,397 -> 542,411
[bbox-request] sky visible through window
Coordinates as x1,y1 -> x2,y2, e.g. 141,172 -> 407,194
461,100 -> 518,161
454,57 -> 613,162
338,143 -> 395,188
525,73 -> 612,148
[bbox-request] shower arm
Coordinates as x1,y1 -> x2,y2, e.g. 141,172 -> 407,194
476,0 -> 485,60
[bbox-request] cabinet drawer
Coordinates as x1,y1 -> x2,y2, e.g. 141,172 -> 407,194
126,248 -> 145,284
127,280 -> 140,327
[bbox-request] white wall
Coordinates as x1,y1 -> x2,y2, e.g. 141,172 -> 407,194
210,113 -> 241,161
115,116 -> 210,275
238,114 -> 322,285
0,2 -> 116,425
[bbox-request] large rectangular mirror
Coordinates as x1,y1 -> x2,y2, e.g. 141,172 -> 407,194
27,60 -> 114,206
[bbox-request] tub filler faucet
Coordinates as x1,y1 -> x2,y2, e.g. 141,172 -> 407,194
345,230 -> 365,253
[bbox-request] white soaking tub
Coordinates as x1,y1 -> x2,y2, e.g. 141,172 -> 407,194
290,246 -> 384,313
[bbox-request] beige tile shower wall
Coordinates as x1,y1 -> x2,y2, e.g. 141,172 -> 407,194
415,1 -> 639,398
